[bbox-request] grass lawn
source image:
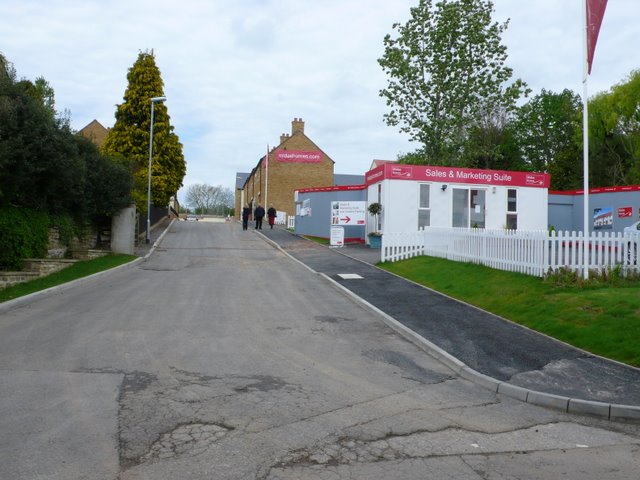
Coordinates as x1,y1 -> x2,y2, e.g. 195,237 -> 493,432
303,236 -> 364,246
379,256 -> 640,368
0,254 -> 138,303
303,236 -> 330,245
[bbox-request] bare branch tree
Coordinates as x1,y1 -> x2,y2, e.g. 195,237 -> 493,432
185,184 -> 234,214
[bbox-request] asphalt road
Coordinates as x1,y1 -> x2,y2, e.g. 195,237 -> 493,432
1,220 -> 639,479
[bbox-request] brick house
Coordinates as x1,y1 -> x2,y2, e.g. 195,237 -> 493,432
236,118 -> 334,219
78,119 -> 110,148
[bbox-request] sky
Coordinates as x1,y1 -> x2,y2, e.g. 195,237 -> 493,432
1,1 -> 638,204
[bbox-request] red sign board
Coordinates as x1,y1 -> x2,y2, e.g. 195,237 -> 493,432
618,206 -> 633,218
297,184 -> 366,193
366,164 -> 550,189
275,149 -> 322,163
550,185 -> 640,195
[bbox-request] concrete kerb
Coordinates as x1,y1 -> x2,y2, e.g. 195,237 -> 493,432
610,403 -> 640,421
0,219 -> 176,315
143,218 -> 175,260
257,230 -> 640,422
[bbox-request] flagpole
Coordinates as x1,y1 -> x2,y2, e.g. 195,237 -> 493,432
582,0 -> 590,280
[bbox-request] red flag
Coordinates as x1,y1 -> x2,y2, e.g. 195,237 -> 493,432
586,0 -> 608,74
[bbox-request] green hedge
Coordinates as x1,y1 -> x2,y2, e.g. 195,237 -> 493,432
49,213 -> 75,247
0,207 -> 51,270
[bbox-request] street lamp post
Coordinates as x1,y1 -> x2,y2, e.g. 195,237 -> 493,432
146,96 -> 166,243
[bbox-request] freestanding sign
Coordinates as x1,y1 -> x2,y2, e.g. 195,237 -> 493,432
330,201 -> 366,226
330,226 -> 344,247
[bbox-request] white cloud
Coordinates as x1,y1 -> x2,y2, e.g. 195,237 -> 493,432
1,0 -> 637,204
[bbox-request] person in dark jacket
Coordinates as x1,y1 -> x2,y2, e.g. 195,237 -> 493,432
241,204 -> 251,230
254,204 -> 265,230
267,204 -> 277,229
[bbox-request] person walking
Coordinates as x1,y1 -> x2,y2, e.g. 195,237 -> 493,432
254,203 -> 265,230
267,204 -> 277,229
241,204 -> 251,230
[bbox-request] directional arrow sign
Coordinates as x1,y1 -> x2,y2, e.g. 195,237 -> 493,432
330,201 -> 366,226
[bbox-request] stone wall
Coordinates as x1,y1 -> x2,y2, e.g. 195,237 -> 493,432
0,259 -> 78,290
0,271 -> 40,290
23,259 -> 78,275
0,226 -> 107,290
47,227 -> 67,258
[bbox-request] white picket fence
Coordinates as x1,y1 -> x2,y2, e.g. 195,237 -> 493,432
275,211 -> 288,225
381,227 -> 640,277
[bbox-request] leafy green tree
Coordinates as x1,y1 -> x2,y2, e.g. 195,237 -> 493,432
0,53 -> 132,221
511,89 -> 583,189
549,142 -> 583,191
396,149 -> 427,164
34,77 -> 56,119
77,136 -> 133,218
103,51 -> 185,212
462,106 -> 524,171
588,70 -> 640,186
378,0 -> 527,165
0,57 -> 84,215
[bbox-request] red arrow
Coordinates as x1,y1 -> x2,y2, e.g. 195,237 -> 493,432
340,216 -> 351,223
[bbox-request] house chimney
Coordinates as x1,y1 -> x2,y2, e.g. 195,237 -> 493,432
280,133 -> 290,144
291,117 -> 305,135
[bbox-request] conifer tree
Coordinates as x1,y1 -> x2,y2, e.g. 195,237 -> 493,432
103,51 -> 185,211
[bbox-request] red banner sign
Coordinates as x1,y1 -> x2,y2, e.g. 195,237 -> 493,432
618,206 -> 633,218
366,164 -> 550,189
297,184 -> 366,193
586,0 -> 608,74
275,149 -> 322,163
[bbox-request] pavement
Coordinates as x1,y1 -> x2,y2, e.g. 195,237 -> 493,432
257,225 -> 640,422
134,216 -> 173,258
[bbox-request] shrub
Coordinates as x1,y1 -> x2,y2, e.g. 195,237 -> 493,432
49,213 -> 75,247
544,265 -> 640,287
0,207 -> 49,270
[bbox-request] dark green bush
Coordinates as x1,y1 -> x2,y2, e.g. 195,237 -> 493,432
0,207 -> 49,270
49,213 -> 74,247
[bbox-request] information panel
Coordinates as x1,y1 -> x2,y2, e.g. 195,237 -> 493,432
330,226 -> 344,247
330,201 -> 366,226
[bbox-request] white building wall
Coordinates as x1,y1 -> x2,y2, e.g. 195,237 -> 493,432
485,187 -> 505,229
366,184 -> 379,235
386,180 -> 415,231
518,188 -> 549,230
431,184 -> 452,227
370,180 -> 548,232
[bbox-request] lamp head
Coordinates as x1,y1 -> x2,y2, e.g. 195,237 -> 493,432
150,96 -> 166,103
